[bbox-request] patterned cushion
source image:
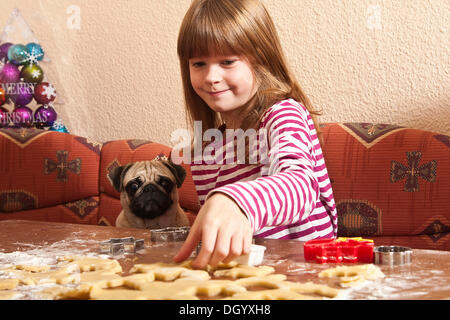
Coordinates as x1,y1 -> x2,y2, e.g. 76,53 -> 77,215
0,128 -> 100,224
0,197 -> 99,225
322,123 -> 450,250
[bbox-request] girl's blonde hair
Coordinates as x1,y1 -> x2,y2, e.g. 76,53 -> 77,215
177,0 -> 323,149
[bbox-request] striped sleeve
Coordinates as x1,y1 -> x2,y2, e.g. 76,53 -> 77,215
207,101 -> 320,232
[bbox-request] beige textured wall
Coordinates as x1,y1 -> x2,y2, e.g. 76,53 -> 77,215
1,0 -> 448,145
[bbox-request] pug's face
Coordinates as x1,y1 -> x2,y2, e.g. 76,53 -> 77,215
108,159 -> 186,220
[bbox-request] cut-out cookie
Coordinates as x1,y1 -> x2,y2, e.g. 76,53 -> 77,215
107,272 -> 156,288
38,285 -> 72,300
173,279 -> 246,297
57,256 -> 122,273
70,270 -> 123,294
173,259 -> 238,272
280,281 -> 340,298
14,264 -> 80,286
318,264 -> 385,287
235,274 -> 287,288
177,269 -> 211,281
213,265 -> 275,279
41,272 -> 156,300
130,263 -> 210,281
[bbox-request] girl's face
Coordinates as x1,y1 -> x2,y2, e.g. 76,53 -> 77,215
189,54 -> 257,125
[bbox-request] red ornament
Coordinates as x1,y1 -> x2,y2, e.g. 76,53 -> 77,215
0,87 -> 6,105
34,82 -> 56,104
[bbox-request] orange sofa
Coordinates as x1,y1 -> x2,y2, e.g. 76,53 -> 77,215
0,123 -> 449,251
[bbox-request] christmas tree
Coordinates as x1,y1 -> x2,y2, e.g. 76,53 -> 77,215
0,8 -> 68,132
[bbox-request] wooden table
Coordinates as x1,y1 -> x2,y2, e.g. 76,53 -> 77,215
1,220 -> 449,300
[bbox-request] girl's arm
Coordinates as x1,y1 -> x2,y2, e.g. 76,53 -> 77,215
174,101 -> 324,268
210,101 -> 321,232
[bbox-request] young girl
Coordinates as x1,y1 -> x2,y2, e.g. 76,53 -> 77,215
173,0 -> 337,269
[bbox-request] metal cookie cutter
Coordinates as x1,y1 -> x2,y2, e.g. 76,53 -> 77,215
374,246 -> 412,266
99,237 -> 145,256
150,226 -> 190,242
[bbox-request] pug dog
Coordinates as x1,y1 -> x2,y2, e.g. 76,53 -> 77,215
107,156 -> 190,229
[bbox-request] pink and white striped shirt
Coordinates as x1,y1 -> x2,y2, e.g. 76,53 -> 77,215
190,99 -> 337,240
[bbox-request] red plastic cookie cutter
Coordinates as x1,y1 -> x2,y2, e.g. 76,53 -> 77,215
304,237 -> 374,264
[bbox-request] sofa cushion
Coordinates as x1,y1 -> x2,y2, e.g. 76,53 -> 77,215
0,128 -> 100,217
0,196 -> 99,225
322,123 -> 450,250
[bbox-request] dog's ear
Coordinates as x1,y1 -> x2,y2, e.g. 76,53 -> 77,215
107,164 -> 132,192
162,160 -> 186,188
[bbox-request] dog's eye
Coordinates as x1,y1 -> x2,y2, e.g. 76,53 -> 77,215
125,182 -> 140,195
158,176 -> 173,192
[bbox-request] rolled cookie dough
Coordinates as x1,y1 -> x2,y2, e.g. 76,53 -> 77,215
0,279 -> 19,290
225,289 -> 320,300
0,290 -> 18,300
235,275 -> 339,298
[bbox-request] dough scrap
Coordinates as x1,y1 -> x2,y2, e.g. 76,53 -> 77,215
225,289 -> 320,300
89,285 -> 198,300
318,264 -> 385,287
213,265 -> 275,279
0,290 -> 18,300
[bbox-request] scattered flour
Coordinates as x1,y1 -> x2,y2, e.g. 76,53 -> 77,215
0,237 -> 110,300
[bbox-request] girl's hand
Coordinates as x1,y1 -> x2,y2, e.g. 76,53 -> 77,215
173,193 -> 253,269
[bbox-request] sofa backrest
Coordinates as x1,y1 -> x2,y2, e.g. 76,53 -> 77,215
0,128 -> 100,224
1,123 -> 448,250
321,123 -> 450,247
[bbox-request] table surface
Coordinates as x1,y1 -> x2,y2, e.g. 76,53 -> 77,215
0,220 -> 449,300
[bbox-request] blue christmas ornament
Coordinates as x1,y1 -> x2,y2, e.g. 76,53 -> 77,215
25,42 -> 44,64
7,44 -> 28,65
49,118 -> 69,133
